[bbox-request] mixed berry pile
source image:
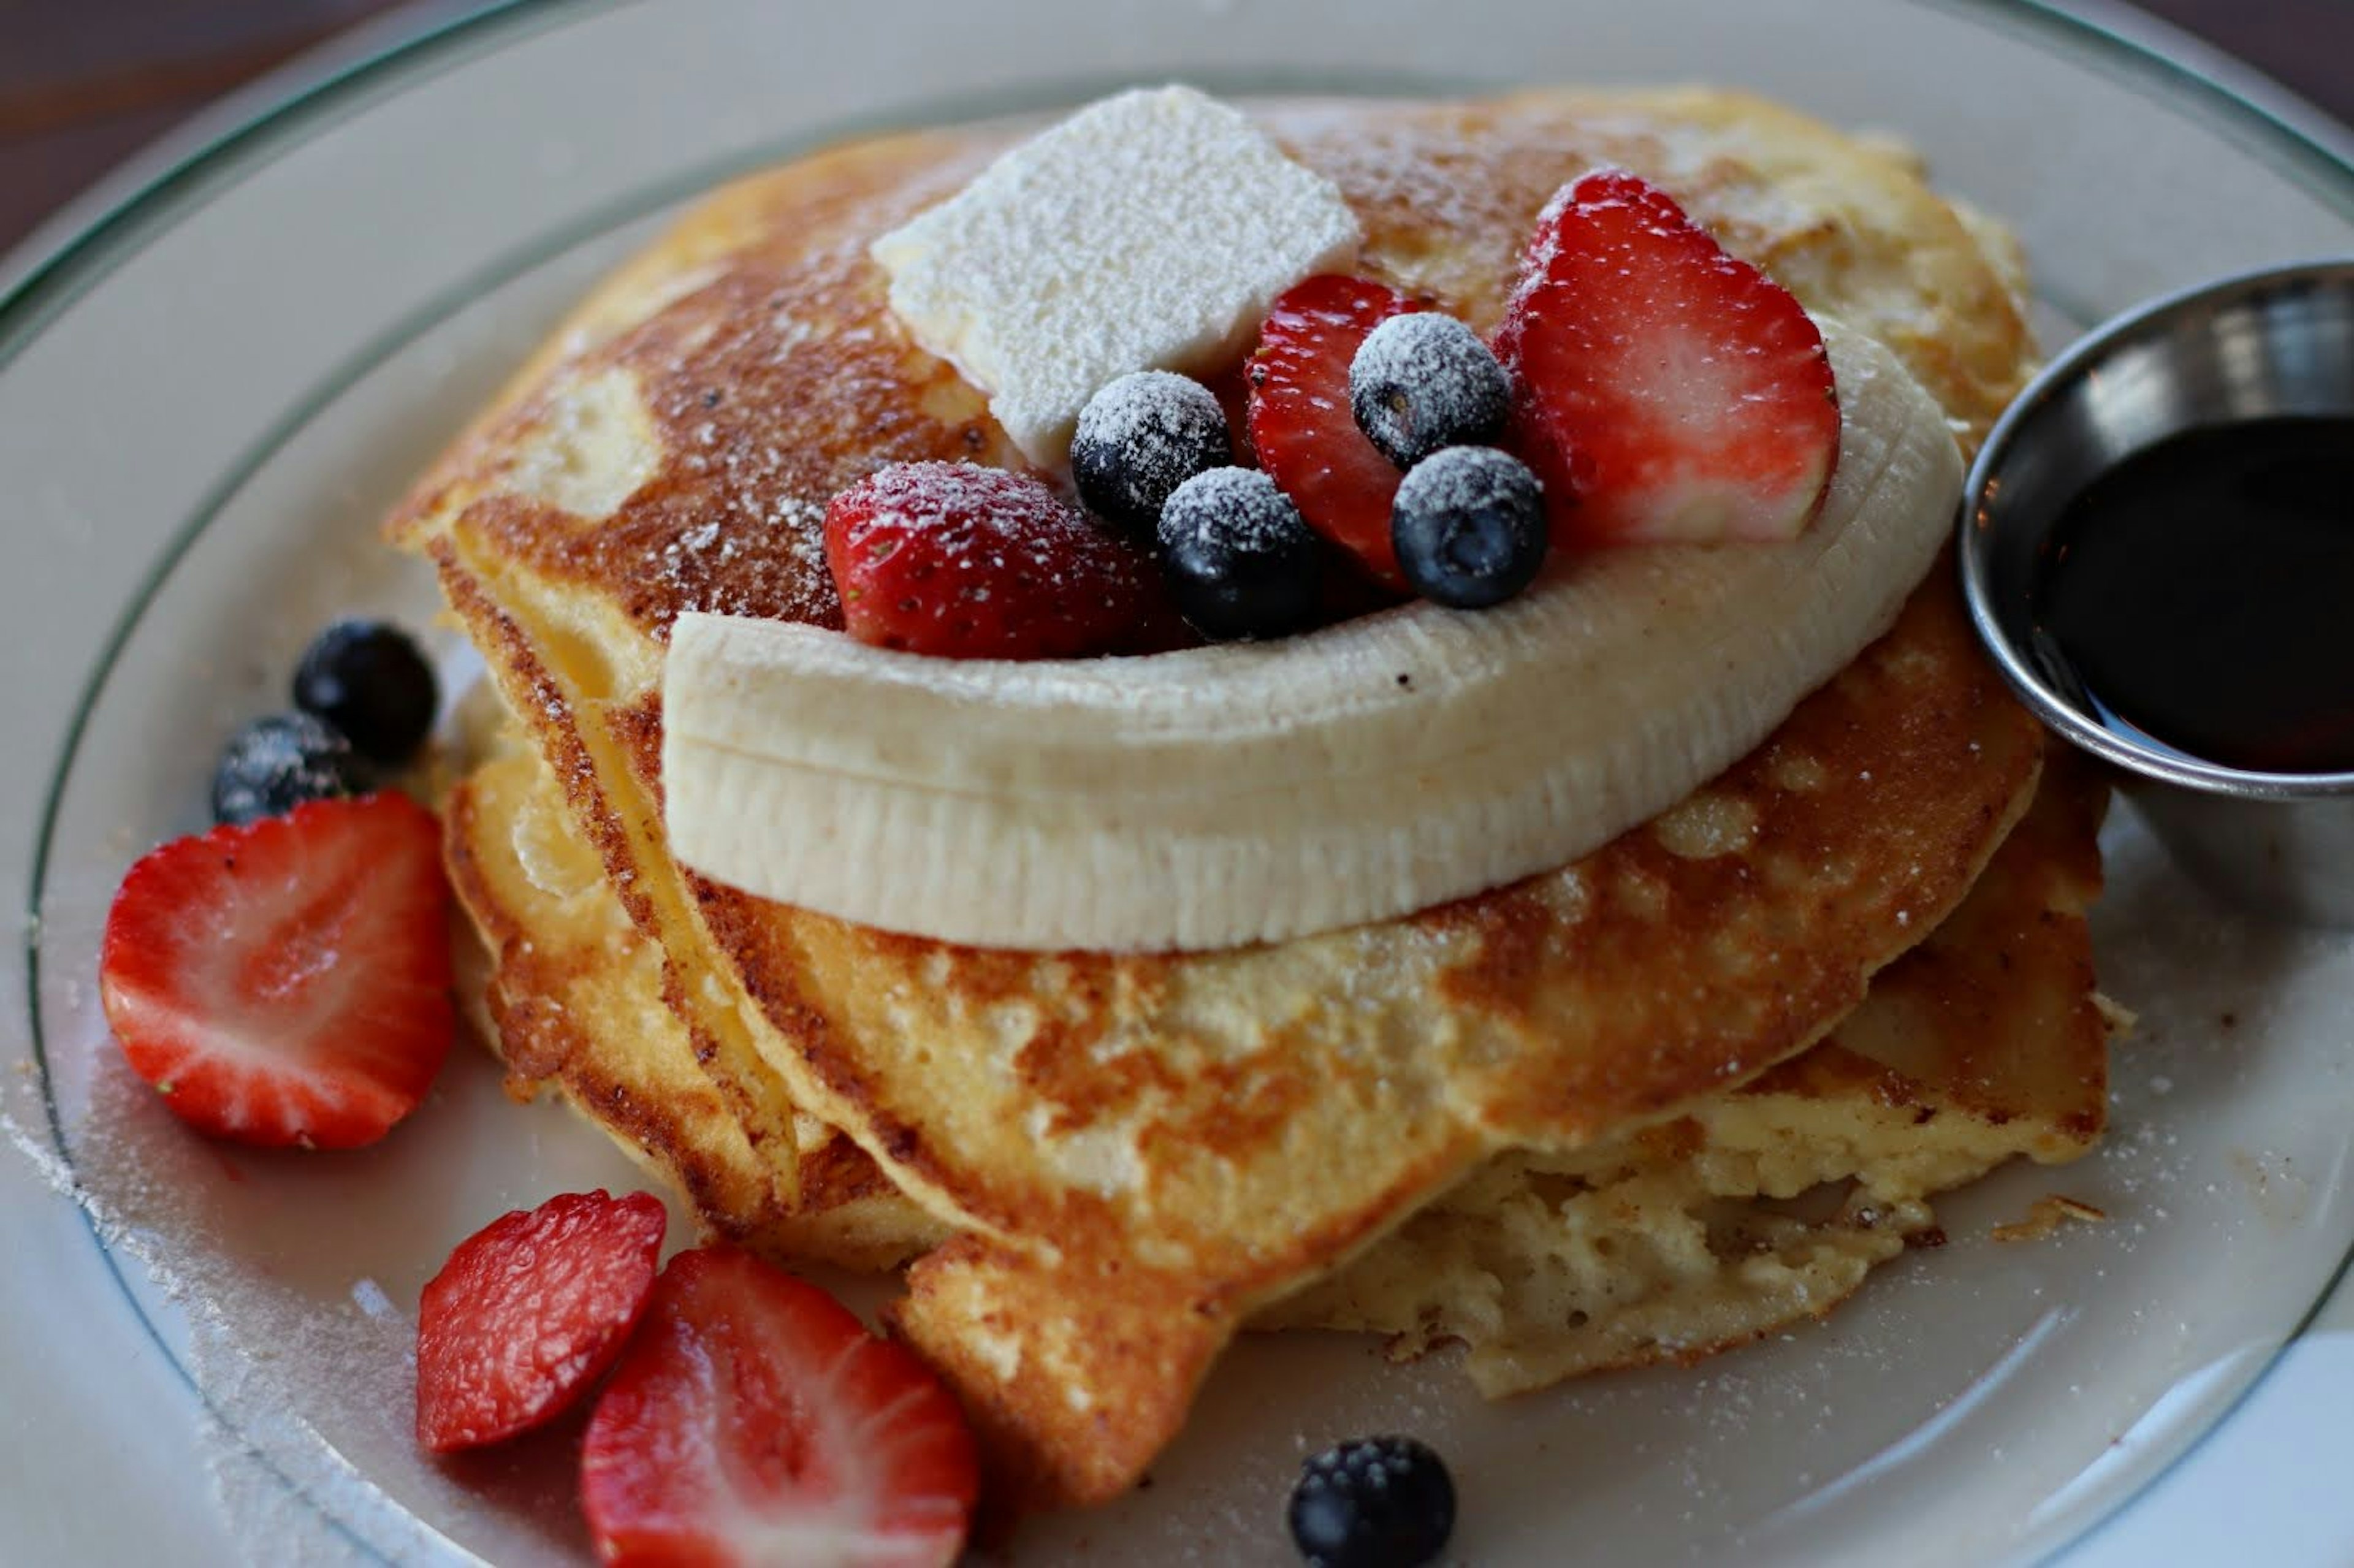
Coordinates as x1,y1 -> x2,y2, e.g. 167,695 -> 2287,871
211,618 -> 438,824
101,615 -> 995,1560
823,169 -> 1839,661
105,620 -> 449,1150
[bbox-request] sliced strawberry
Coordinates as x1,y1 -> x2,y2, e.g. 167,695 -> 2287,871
1495,169 -> 1840,547
1247,274 -> 1426,590
416,1190 -> 668,1453
582,1247 -> 978,1568
823,460 -> 1170,660
98,792 -> 454,1150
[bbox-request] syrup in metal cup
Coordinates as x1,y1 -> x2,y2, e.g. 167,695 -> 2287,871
1959,260 -> 2354,927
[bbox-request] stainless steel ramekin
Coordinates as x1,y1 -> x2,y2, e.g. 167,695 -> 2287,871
1958,260 -> 2354,927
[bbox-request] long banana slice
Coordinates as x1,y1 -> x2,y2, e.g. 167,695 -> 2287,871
663,323 -> 1960,952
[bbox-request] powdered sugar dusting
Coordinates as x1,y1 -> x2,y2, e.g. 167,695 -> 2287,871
851,460 -> 1069,544
1393,443 -> 1541,519
1276,108 -> 1688,333
1071,370 -> 1230,533
1349,312 -> 1509,465
3,1101 -> 85,1206
1158,465 -> 1308,558
1077,371 -> 1227,460
871,86 -> 1361,465
6,1014 -> 614,1564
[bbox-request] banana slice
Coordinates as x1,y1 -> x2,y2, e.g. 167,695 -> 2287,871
663,322 -> 1960,953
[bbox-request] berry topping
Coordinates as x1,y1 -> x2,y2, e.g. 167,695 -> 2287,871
1157,467 -> 1327,641
1287,1435 -> 1457,1568
1495,169 -> 1840,548
824,460 -> 1167,660
292,618 -> 440,767
1247,275 -> 1426,589
1072,370 -> 1233,542
211,711 -> 371,827
1349,313 -> 1510,470
1390,446 -> 1550,609
416,1190 -> 667,1453
98,793 -> 455,1150
581,1247 -> 978,1568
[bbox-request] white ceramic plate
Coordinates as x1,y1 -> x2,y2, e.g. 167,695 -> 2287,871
5,1 -> 2352,1563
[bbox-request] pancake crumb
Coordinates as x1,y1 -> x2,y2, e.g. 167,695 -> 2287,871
1990,1194 -> 2106,1243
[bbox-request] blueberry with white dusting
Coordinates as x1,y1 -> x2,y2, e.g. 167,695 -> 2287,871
1390,446 -> 1548,609
1287,1434 -> 1457,1568
1156,466 -> 1324,641
211,712 -> 373,826
1072,370 -> 1233,543
292,618 -> 439,767
1349,312 -> 1510,470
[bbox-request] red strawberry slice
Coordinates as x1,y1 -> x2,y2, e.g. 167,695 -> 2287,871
1495,169 -> 1840,547
582,1247 -> 978,1568
824,460 -> 1172,660
98,792 -> 454,1150
1247,274 -> 1426,590
416,1190 -> 668,1453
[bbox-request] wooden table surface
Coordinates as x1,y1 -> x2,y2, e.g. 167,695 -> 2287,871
4,0 -> 2352,259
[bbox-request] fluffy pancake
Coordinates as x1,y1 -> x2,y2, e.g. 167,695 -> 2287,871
1260,751 -> 2109,1391
390,88 -> 2047,1507
448,722 -> 2106,1394
446,725 -> 947,1271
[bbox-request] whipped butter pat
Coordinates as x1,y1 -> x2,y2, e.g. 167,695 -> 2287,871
869,85 -> 1360,468
661,323 -> 1965,953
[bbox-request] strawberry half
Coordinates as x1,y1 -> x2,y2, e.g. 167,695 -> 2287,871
823,460 -> 1173,660
1495,169 -> 1840,547
98,792 -> 454,1150
582,1247 -> 978,1568
416,1189 -> 668,1453
1247,274 -> 1426,589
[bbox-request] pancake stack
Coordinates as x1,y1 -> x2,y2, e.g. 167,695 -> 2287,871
393,88 -> 2111,1512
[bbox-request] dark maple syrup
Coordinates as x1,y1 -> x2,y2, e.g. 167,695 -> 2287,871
2032,415 -> 2354,774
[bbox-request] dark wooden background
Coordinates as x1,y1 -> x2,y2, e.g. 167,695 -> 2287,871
4,0 -> 2352,257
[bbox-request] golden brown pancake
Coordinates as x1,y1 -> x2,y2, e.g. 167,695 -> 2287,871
391,88 -> 2052,1508
446,725 -> 947,1271
447,723 -> 2106,1396
1260,752 -> 2108,1390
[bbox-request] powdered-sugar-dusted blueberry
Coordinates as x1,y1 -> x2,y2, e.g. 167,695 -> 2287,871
1072,371 -> 1232,543
211,711 -> 371,826
1349,313 -> 1510,470
1287,1435 -> 1456,1568
1390,446 -> 1548,609
1157,467 -> 1325,641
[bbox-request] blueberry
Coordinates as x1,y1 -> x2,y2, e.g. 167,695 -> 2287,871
1156,467 -> 1325,641
1349,313 -> 1510,470
211,712 -> 372,826
292,619 -> 438,767
1390,446 -> 1549,609
1072,371 -> 1233,543
1287,1435 -> 1456,1568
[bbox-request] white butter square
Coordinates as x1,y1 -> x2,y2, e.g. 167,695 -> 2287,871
870,86 -> 1362,468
